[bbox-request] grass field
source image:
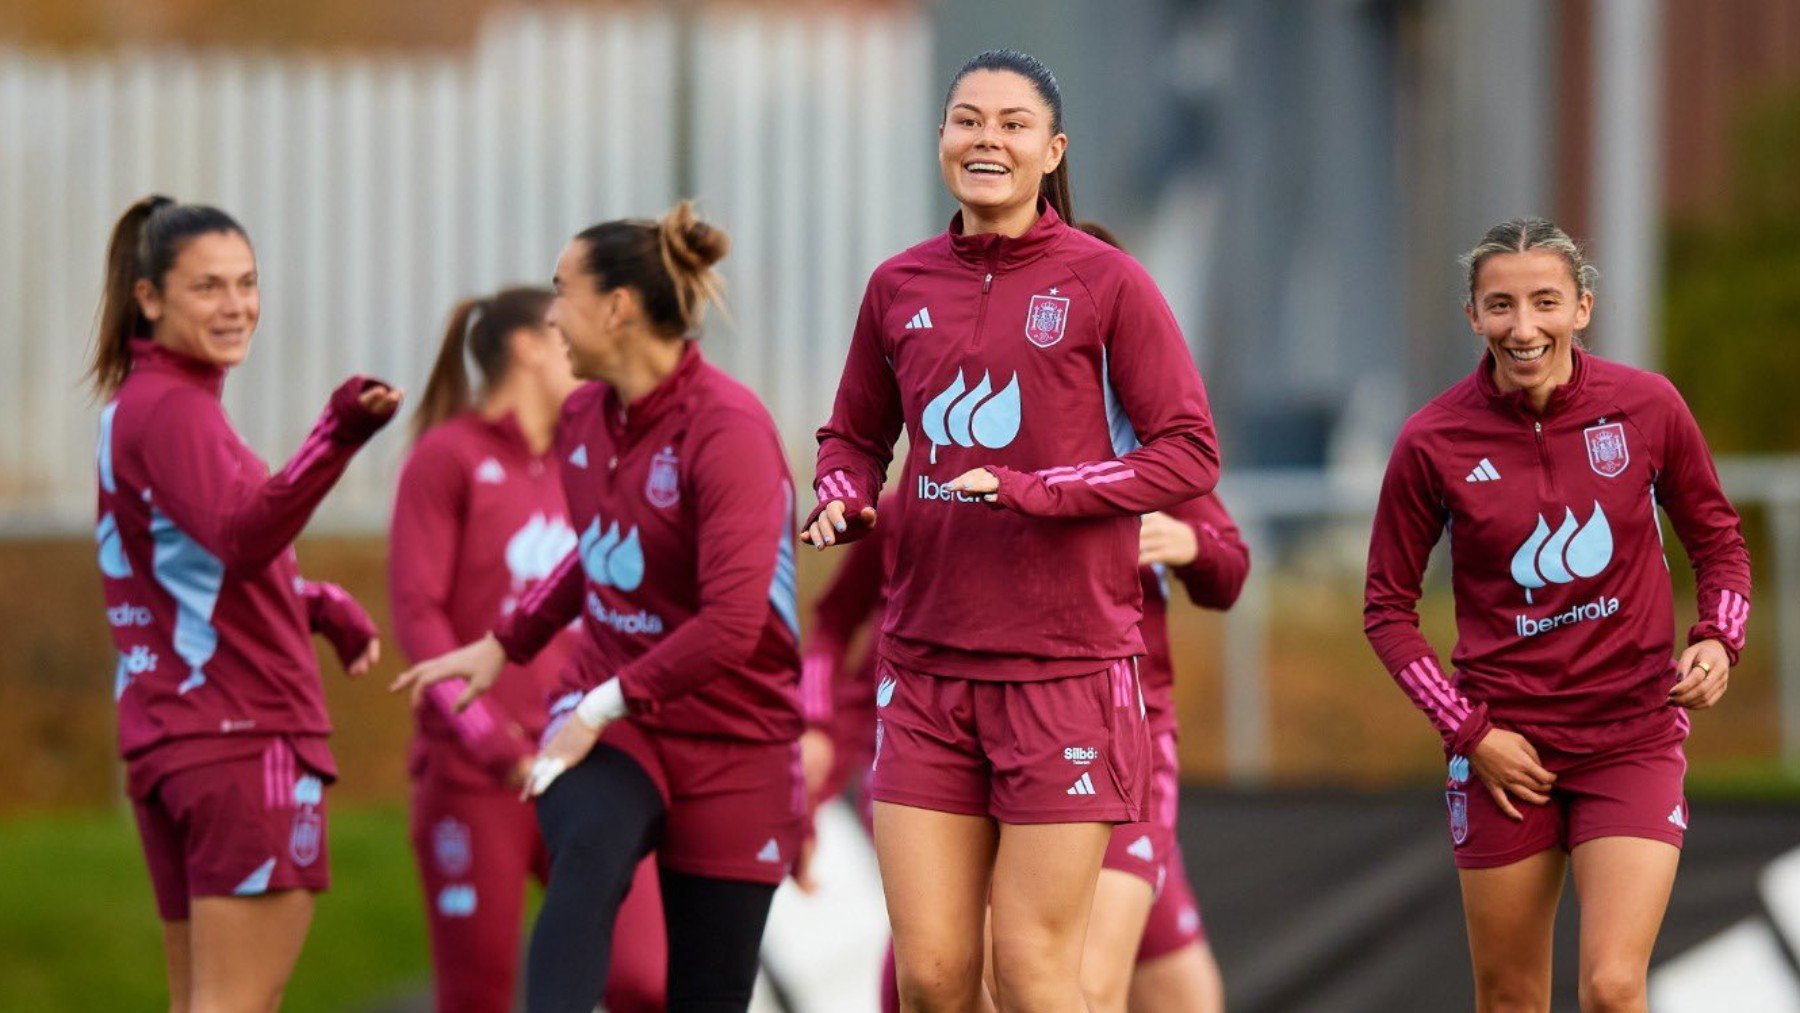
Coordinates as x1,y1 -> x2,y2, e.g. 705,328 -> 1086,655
0,805 -> 431,1012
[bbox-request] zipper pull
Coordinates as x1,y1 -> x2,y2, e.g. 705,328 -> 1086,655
982,272 -> 993,293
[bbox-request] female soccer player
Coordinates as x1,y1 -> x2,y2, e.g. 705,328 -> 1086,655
392,202 -> 804,1013
803,50 -> 1221,1013
1364,218 -> 1752,1012
389,287 -> 664,1012
809,493 -> 1245,1013
90,195 -> 400,1010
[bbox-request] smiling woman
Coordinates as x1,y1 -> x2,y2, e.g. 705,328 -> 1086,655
88,195 -> 401,1012
1364,216 -> 1754,1012
805,48 -> 1222,1013
937,49 -> 1073,235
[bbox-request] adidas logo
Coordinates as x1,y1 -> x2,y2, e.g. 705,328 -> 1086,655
904,307 -> 934,330
475,458 -> 506,484
1668,805 -> 1687,830
1067,772 -> 1096,796
1127,835 -> 1154,862
756,838 -> 782,863
1465,458 -> 1501,483
569,445 -> 589,469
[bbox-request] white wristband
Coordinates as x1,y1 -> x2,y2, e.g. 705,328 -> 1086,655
574,680 -> 626,729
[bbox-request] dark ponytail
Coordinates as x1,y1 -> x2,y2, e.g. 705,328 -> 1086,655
411,286 -> 554,439
945,49 -> 1075,223
574,200 -> 730,338
89,195 -> 247,397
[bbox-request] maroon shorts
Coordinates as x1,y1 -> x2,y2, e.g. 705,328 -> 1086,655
1445,722 -> 1689,869
410,778 -> 546,1013
600,718 -> 806,886
868,657 -> 1151,825
132,738 -> 330,922
1103,730 -> 1181,888
1137,840 -> 1207,962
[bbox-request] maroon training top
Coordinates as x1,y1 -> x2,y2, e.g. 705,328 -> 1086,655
1364,351 -> 1752,755
495,345 -> 803,743
389,411 -> 580,788
813,202 -> 1221,681
96,341 -> 390,797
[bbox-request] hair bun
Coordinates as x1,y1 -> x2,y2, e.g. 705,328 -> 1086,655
658,200 -> 730,271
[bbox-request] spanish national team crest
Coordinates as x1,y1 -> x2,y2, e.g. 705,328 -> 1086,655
1446,790 -> 1469,846
645,446 -> 681,508
290,807 -> 322,867
433,817 -> 472,877
1024,292 -> 1071,348
1584,422 -> 1629,478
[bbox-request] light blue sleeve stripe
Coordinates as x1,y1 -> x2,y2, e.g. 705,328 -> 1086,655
1100,348 -> 1141,457
768,481 -> 800,639
150,508 -> 224,692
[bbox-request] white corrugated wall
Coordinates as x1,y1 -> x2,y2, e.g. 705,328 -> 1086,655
0,4 -> 933,534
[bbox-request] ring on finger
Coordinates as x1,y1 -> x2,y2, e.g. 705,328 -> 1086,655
1695,661 -> 1713,674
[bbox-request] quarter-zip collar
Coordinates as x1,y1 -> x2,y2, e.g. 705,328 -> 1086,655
603,341 -> 703,440
476,409 -> 548,462
946,198 -> 1067,272
131,338 -> 226,399
1475,347 -> 1590,421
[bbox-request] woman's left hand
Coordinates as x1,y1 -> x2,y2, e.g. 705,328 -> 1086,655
523,714 -> 604,799
946,468 -> 999,501
358,382 -> 405,417
346,637 -> 380,679
1138,511 -> 1199,567
1669,639 -> 1731,710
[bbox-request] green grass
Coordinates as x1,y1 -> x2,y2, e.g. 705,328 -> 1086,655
0,805 -> 431,1012
1684,758 -> 1800,801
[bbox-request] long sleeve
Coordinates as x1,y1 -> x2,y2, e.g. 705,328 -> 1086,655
1364,425 -> 1489,753
493,549 -> 583,664
810,283 -> 903,538
615,412 -> 793,709
991,261 -> 1220,518
800,518 -> 889,726
1649,376 -> 1753,663
298,579 -> 378,668
1162,493 -> 1250,611
387,440 -> 468,664
142,376 -> 391,575
387,438 -> 531,779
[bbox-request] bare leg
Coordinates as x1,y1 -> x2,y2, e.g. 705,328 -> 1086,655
988,821 -> 1113,1013
160,919 -> 192,1013
187,890 -> 315,1013
1079,870 -> 1155,1013
1126,941 -> 1223,1013
875,802 -> 999,1013
1570,837 -> 1679,1013
1459,849 -> 1566,1013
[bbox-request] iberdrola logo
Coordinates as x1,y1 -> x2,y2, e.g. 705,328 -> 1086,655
1509,502 -> 1612,604
578,517 -> 645,591
920,369 -> 1022,464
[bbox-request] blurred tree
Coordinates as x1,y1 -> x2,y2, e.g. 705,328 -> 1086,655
1663,90 -> 1800,454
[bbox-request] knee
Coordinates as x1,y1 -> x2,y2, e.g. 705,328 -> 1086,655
1580,963 -> 1646,1012
894,946 -> 985,1012
991,937 -> 1080,1011
1472,966 -> 1548,1012
1078,959 -> 1132,1013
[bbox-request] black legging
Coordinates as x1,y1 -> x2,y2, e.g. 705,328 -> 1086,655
528,743 -> 778,1013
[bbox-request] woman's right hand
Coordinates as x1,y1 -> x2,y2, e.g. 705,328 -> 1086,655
800,500 -> 878,550
388,633 -> 506,711
1469,728 -> 1556,821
